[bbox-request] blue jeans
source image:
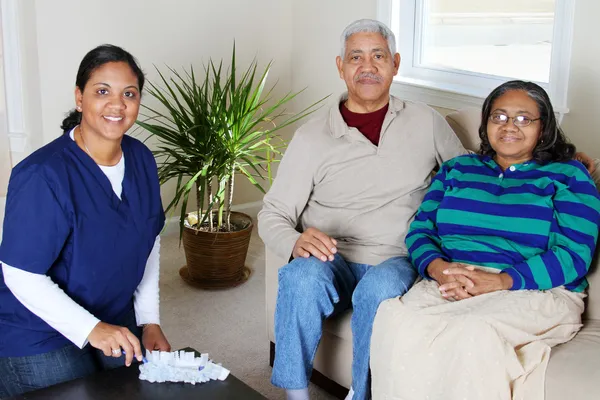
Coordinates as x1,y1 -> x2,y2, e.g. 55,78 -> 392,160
0,307 -> 142,398
272,254 -> 417,400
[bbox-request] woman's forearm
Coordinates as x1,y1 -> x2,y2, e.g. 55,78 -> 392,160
1,262 -> 100,348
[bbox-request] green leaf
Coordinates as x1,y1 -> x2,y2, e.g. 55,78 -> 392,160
136,43 -> 329,232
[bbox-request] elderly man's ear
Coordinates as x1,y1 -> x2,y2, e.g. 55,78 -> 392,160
393,53 -> 401,72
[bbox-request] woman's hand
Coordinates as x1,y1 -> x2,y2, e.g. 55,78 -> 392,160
426,259 -> 475,301
88,322 -> 142,366
142,324 -> 171,352
441,267 -> 513,296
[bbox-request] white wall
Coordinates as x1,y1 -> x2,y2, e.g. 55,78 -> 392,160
25,0 -> 294,206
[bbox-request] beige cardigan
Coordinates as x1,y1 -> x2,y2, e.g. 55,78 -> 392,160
258,94 -> 467,266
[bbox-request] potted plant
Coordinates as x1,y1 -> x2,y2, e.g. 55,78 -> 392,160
137,46 -> 326,289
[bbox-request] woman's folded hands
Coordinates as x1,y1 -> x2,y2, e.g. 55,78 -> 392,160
427,258 -> 513,301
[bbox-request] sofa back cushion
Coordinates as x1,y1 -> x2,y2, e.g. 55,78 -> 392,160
445,108 -> 600,321
445,107 -> 482,152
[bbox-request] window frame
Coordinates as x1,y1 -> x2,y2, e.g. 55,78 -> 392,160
376,0 -> 576,115
1,0 -> 27,155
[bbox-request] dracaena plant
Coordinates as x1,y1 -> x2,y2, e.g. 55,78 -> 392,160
136,45 -> 327,238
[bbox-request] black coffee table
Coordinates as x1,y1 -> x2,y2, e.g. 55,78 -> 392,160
7,348 -> 267,399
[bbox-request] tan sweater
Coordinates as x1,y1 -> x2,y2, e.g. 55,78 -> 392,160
258,94 -> 467,265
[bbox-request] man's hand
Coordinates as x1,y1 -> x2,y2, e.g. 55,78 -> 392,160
575,152 -> 596,173
292,227 -> 338,262
88,322 -> 143,367
441,267 -> 513,296
142,324 -> 171,352
426,259 -> 475,301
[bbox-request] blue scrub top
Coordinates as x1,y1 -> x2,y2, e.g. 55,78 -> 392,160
0,132 -> 165,357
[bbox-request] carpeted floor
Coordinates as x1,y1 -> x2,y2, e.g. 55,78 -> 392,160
158,226 -> 337,400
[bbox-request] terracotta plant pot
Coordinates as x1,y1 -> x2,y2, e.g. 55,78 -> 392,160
179,211 -> 253,289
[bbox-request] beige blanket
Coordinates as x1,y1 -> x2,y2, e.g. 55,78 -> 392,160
370,279 -> 585,400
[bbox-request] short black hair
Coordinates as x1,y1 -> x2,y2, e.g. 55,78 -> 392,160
478,80 -> 575,163
61,44 -> 145,131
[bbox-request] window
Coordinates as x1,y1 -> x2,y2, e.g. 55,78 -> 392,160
377,0 -> 575,114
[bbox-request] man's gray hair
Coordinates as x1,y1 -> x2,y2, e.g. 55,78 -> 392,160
340,19 -> 397,58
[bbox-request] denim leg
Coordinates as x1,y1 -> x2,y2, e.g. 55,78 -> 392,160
0,343 -> 97,398
272,254 -> 356,389
350,256 -> 417,400
94,306 -> 144,371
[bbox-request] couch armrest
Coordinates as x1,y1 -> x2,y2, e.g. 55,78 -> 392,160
265,247 -> 288,342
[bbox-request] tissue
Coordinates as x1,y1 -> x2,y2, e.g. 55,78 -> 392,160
138,350 -> 230,385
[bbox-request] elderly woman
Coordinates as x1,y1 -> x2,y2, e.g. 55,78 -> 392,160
370,80 -> 600,400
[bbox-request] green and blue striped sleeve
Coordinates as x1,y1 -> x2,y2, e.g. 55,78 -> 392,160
503,171 -> 600,291
406,163 -> 450,277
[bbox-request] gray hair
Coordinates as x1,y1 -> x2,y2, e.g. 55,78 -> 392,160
340,19 -> 397,58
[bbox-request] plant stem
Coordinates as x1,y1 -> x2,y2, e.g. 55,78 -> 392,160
266,132 -> 273,184
195,180 -> 201,231
226,168 -> 234,231
207,177 -> 214,232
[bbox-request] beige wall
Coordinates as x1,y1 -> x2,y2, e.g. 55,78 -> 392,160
5,0 -> 600,218
290,0 -> 376,110
561,1 -> 600,158
23,0 -> 294,208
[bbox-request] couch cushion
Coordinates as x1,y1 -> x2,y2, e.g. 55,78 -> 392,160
546,319 -> 600,400
445,107 -> 482,152
585,251 -> 600,321
323,309 -> 353,341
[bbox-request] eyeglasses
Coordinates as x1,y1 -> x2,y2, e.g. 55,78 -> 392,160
489,112 -> 541,128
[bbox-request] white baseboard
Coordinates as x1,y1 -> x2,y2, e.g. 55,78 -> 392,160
162,200 -> 263,236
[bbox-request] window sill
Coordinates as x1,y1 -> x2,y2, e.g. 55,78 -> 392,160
391,76 -> 570,118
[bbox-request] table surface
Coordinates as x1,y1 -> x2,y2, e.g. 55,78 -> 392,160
8,348 -> 267,400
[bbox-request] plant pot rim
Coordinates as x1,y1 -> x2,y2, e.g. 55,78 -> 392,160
183,211 -> 253,236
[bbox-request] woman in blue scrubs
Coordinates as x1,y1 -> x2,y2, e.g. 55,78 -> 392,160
0,44 -> 171,397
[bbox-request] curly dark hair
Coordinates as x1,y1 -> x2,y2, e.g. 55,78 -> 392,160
479,80 -> 575,162
61,44 -> 145,132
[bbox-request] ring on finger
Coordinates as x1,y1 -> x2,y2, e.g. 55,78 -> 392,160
112,348 -> 121,355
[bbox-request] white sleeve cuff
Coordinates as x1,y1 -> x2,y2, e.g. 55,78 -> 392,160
133,235 -> 161,326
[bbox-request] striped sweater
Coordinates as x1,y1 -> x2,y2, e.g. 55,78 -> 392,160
406,154 -> 600,292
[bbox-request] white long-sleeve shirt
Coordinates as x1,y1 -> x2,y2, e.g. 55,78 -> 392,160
0,129 -> 161,348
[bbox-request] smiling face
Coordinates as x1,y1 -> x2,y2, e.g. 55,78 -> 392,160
75,61 -> 141,143
336,32 -> 400,112
486,89 -> 542,168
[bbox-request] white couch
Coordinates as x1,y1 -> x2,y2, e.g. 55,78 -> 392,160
266,107 -> 600,399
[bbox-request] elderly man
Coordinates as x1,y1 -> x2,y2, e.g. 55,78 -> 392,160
258,18 -> 468,400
